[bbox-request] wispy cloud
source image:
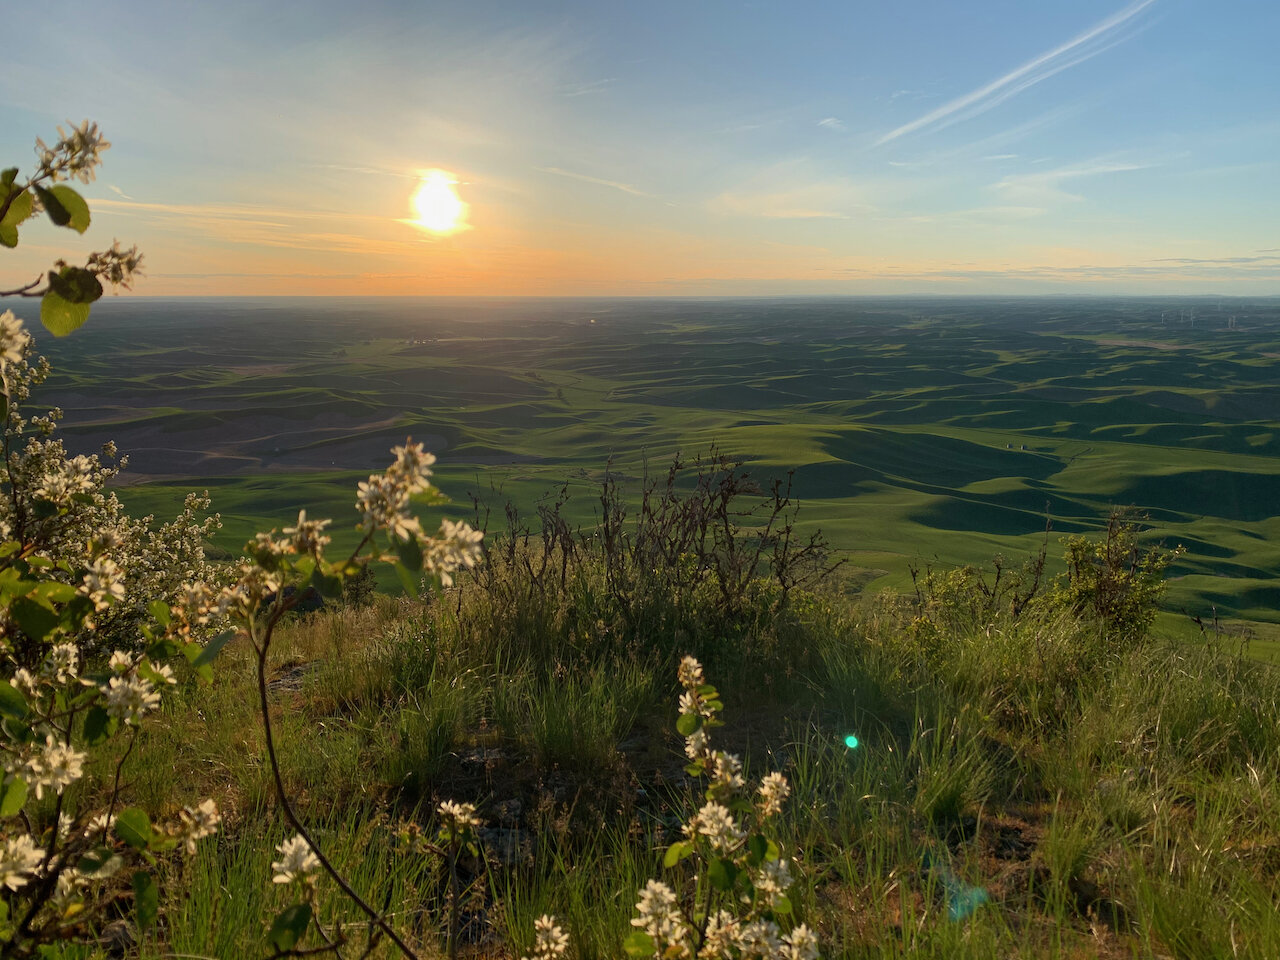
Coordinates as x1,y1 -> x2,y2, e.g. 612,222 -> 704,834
537,166 -> 659,199
982,154 -> 1019,161
817,117 -> 845,131
558,77 -> 616,97
989,158 -> 1152,205
107,184 -> 134,200
875,0 -> 1157,146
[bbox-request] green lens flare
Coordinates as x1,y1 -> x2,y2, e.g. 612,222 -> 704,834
844,734 -> 859,749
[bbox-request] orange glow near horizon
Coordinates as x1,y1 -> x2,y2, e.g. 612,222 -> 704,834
409,170 -> 469,234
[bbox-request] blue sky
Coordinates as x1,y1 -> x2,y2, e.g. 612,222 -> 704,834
2,0 -> 1278,294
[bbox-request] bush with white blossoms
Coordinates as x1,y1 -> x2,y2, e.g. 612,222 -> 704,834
620,656 -> 819,960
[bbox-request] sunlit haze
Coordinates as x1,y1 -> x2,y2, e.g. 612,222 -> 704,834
2,0 -> 1278,295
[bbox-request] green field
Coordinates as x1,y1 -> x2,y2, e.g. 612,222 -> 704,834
38,295 -> 1280,630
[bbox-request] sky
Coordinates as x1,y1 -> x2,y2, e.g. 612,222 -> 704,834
2,0 -> 1279,296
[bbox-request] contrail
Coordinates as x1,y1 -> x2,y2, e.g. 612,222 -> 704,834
875,0 -> 1156,146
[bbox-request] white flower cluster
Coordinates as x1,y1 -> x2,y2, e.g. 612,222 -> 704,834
0,834 -> 43,891
352,443 -> 484,587
34,120 -> 110,184
424,517 -> 484,587
520,914 -> 570,960
175,799 -> 221,855
272,834 -> 320,885
98,651 -> 163,725
0,311 -> 31,370
356,441 -> 436,538
631,879 -> 688,956
623,657 -> 816,960
437,799 -> 482,831
84,241 -> 144,290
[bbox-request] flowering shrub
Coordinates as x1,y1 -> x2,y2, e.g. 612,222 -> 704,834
620,656 -> 819,960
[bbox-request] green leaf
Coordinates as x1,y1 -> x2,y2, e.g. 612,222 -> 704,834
10,596 -> 59,641
147,600 -> 171,627
772,894 -> 793,916
0,682 -> 28,721
0,187 -> 33,249
115,808 -> 152,850
663,840 -> 693,868
675,712 -> 700,737
393,562 -> 419,596
33,185 -> 69,226
77,846 -> 123,878
623,931 -> 656,958
0,168 -> 16,188
132,871 -> 159,931
146,638 -> 181,662
395,535 -> 423,572
192,629 -> 234,669
309,567 -> 343,599
47,266 -> 103,305
268,903 -> 313,952
0,777 -> 27,818
40,289 -> 91,337
31,581 -> 78,604
747,833 -> 768,866
708,857 -> 738,891
33,184 -> 90,233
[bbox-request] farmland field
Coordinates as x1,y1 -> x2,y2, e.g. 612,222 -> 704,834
32,295 -> 1280,632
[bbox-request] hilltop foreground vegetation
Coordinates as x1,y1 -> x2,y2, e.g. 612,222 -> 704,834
2,125 -> 1279,960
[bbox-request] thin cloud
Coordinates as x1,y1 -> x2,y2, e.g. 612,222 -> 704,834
558,77 -> 616,97
817,117 -> 845,131
538,166 -> 658,199
983,154 -> 1019,161
107,184 -> 134,200
989,158 -> 1152,205
875,0 -> 1157,146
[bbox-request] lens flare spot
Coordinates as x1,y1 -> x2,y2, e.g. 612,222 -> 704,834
844,734 -> 860,749
409,170 -> 468,234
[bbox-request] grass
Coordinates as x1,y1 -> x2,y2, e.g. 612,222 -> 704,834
32,295 -> 1280,631
71,521 -> 1277,959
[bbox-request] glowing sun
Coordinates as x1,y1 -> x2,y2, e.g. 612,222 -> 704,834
409,170 -> 469,234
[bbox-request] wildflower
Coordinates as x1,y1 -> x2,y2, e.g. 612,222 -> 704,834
272,834 -> 320,884
177,799 -> 220,854
782,924 -> 820,960
85,241 -> 143,289
521,914 -> 569,959
752,858 -> 793,907
10,668 -> 38,697
108,651 -> 134,674
26,735 -> 86,799
683,801 -> 743,854
678,689 -> 715,721
758,772 -> 790,817
102,673 -> 161,725
684,728 -> 710,762
43,643 -> 79,684
631,879 -> 686,953
700,910 -> 739,959
0,834 -> 43,890
86,811 -> 116,838
282,509 -> 331,556
388,441 -> 436,493
423,519 -> 484,586
34,120 -> 110,183
437,799 -> 482,830
0,311 -> 30,368
737,920 -> 782,960
678,655 -> 703,688
80,557 -> 125,611
711,751 -> 745,793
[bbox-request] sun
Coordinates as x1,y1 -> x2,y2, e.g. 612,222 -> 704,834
409,170 -> 469,234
